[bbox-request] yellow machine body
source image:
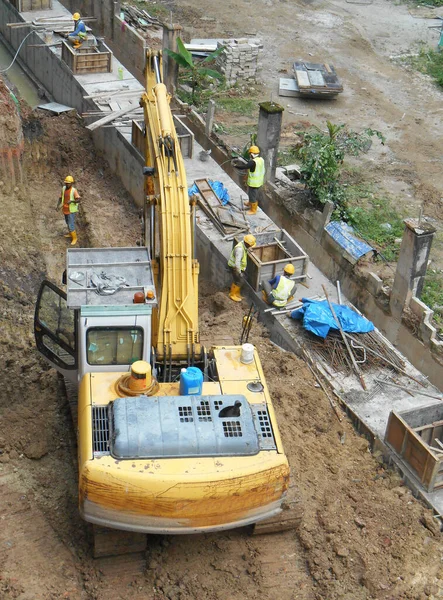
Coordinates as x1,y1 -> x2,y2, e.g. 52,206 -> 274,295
140,51 -> 200,363
78,347 -> 290,533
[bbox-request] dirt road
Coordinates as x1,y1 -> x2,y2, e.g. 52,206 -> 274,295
1,6 -> 443,594
170,0 -> 443,265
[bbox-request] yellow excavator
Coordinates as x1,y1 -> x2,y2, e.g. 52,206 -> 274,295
34,50 -> 293,552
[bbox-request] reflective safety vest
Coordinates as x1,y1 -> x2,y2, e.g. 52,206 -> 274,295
247,157 -> 265,188
73,20 -> 87,39
271,275 -> 295,307
62,186 -> 79,213
228,242 -> 248,271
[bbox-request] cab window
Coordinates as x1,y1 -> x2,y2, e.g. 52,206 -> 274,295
86,327 -> 143,365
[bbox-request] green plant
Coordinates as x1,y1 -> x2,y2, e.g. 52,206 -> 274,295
421,269 -> 443,318
404,46 -> 443,88
216,96 -> 258,115
295,121 -> 385,209
345,196 -> 404,262
164,38 -> 224,103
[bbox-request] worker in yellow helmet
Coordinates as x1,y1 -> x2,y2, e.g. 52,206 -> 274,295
262,263 -> 297,308
227,234 -> 256,302
232,145 -> 265,216
64,12 -> 88,49
57,175 -> 80,246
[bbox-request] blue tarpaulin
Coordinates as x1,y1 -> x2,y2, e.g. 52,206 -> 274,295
188,180 -> 230,206
291,298 -> 374,339
325,221 -> 373,261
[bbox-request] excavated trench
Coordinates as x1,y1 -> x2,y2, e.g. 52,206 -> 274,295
2,76 -> 443,599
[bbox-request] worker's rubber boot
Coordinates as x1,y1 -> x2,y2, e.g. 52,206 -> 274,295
229,283 -> 243,302
247,202 -> 258,215
246,202 -> 258,215
70,230 -> 78,246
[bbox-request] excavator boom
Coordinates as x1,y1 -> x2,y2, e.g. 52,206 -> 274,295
140,50 -> 200,364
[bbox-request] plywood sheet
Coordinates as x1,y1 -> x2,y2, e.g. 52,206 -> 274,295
307,70 -> 325,87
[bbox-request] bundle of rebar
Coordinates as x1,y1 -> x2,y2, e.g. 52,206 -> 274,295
303,328 -> 405,375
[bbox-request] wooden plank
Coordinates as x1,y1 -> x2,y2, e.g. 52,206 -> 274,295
87,106 -> 140,131
295,69 -> 310,88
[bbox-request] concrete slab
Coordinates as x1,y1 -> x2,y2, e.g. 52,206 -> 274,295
38,101 -> 74,113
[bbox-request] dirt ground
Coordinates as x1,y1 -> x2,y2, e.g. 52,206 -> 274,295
1,0 -> 443,595
166,0 -> 443,268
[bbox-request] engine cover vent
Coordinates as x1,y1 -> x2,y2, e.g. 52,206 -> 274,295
92,406 -> 110,455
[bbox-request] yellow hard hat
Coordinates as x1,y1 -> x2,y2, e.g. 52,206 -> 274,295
64,175 -> 74,184
244,234 -> 256,248
72,12 -> 81,20
284,263 -> 295,275
249,145 -> 260,154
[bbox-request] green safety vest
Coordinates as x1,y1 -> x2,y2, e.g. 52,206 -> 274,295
228,242 -> 248,271
247,157 -> 265,188
62,186 -> 79,213
271,275 -> 295,307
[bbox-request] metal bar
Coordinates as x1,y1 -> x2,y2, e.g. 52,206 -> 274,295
322,285 -> 366,390
374,379 -> 442,400
336,281 -> 342,305
302,347 -> 342,422
344,333 -> 425,386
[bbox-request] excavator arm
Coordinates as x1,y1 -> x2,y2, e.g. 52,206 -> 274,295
140,50 -> 201,368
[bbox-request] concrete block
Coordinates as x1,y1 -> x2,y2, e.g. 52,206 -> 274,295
367,272 -> 383,296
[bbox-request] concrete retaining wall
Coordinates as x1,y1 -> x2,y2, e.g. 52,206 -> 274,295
57,0 -> 148,85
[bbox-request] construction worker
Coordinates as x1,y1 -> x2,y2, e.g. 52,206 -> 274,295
65,13 -> 88,49
262,264 -> 297,308
227,234 -> 256,302
233,145 -> 265,215
57,175 -> 80,246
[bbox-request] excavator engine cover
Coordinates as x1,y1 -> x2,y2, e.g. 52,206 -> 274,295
109,395 -> 276,459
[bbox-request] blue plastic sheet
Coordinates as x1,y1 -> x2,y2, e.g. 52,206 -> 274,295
291,298 -> 374,339
208,180 -> 230,205
188,180 -> 230,206
325,221 -> 373,261
188,183 -> 199,197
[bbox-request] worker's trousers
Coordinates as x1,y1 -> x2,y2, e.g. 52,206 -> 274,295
229,266 -> 245,287
262,280 -> 297,306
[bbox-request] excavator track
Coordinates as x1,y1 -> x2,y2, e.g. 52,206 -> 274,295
63,377 -> 148,559
92,525 -> 147,558
252,480 -> 303,535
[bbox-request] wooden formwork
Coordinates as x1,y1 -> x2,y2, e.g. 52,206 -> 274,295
131,115 -> 194,159
385,404 -> 443,492
11,0 -> 52,10
62,41 -> 112,75
234,229 -> 309,291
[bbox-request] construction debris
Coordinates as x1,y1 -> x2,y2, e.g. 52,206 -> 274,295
279,61 -> 343,98
120,3 -> 161,29
194,178 -> 249,236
